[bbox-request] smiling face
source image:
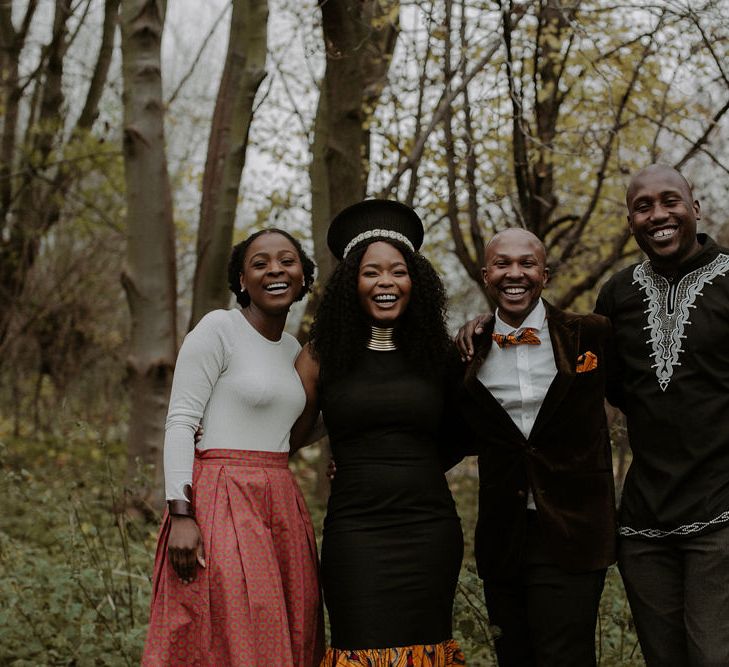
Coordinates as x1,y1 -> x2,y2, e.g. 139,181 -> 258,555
482,229 -> 549,329
240,232 -> 304,315
357,241 -> 412,325
626,166 -> 701,271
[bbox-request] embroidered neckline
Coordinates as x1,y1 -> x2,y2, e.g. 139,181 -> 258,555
633,253 -> 729,391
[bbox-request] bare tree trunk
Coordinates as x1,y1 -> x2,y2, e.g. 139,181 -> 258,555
78,0 -> 121,131
360,0 -> 399,187
302,0 -> 400,340
309,79 -> 335,285
120,0 -> 177,512
297,80 -> 334,345
189,0 -> 269,330
318,0 -> 367,219
303,1 -> 400,503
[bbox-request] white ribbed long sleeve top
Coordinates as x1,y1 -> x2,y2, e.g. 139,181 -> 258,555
163,307 -> 305,501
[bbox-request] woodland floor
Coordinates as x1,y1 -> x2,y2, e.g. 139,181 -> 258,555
0,429 -> 643,666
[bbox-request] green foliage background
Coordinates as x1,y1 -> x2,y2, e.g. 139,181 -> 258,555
0,431 -> 154,666
1,429 -> 642,666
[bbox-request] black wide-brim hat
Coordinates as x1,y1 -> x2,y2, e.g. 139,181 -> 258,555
327,199 -> 424,261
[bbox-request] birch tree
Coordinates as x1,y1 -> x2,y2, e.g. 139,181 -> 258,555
120,0 -> 177,509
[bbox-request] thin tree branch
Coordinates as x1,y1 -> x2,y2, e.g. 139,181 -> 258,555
378,9 -> 516,197
555,226 -> 633,308
18,0 -> 40,43
675,96 -> 729,170
688,7 -> 729,89
165,1 -> 231,107
404,0 -> 434,206
460,0 -> 485,268
77,0 -> 120,131
269,52 -> 312,141
556,12 -> 665,268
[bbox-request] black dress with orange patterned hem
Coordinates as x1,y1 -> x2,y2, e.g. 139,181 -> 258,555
319,349 -> 464,655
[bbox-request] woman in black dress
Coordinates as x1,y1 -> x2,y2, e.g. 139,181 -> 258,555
293,200 -> 465,666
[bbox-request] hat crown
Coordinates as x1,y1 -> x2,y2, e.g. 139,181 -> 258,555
327,199 -> 424,260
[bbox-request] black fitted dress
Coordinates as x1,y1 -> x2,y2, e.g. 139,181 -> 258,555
320,349 -> 464,650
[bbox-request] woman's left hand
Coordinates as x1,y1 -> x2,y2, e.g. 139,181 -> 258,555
168,516 -> 206,583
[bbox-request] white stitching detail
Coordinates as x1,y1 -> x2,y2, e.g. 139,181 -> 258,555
633,253 -> 729,391
619,510 -> 729,538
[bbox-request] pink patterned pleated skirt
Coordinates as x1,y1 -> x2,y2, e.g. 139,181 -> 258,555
143,449 -> 325,666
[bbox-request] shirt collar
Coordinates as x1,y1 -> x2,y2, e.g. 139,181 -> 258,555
494,298 -> 547,336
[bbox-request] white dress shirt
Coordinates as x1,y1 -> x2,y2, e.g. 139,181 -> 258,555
477,299 -> 557,509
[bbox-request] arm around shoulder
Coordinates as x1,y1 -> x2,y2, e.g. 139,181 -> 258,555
437,350 -> 478,469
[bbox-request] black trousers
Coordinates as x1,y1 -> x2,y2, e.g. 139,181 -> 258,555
618,522 -> 729,666
482,512 -> 606,667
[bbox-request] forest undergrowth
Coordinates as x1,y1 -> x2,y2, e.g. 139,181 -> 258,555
0,425 -> 642,666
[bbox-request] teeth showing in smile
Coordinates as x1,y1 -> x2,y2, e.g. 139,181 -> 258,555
374,294 -> 397,302
265,282 -> 289,292
651,228 -> 676,239
504,287 -> 526,295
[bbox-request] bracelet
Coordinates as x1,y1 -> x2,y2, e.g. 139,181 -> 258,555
168,484 -> 194,518
168,500 -> 194,518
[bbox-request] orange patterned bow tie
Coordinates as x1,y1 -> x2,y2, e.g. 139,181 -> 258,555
492,328 -> 541,348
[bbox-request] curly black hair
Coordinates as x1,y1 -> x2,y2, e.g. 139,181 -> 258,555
227,228 -> 316,308
310,238 -> 453,383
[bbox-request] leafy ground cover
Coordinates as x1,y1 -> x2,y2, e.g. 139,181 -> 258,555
1,431 -> 642,665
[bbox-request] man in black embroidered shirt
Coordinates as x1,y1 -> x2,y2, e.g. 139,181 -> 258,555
595,164 -> 729,666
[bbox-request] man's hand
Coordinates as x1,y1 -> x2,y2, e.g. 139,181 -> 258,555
168,516 -> 206,583
194,423 -> 203,445
455,314 -> 491,362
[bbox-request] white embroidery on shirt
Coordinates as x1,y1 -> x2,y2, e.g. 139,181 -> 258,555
619,509 -> 729,538
632,253 -> 729,391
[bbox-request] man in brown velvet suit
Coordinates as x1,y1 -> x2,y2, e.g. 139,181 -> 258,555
456,229 -> 616,666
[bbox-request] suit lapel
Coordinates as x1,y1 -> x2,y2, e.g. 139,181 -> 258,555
529,303 -> 578,440
464,318 -> 527,443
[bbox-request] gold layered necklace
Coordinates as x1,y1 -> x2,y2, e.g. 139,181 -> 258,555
367,326 -> 397,351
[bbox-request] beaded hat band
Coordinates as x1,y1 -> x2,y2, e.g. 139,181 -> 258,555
342,229 -> 415,259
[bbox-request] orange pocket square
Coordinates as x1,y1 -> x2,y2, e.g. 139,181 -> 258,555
576,351 -> 598,373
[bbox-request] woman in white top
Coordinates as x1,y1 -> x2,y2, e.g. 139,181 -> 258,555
143,229 -> 324,667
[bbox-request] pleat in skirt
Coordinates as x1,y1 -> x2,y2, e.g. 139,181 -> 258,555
143,449 -> 324,666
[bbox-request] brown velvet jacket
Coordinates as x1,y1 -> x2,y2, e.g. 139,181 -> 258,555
458,302 -> 617,581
